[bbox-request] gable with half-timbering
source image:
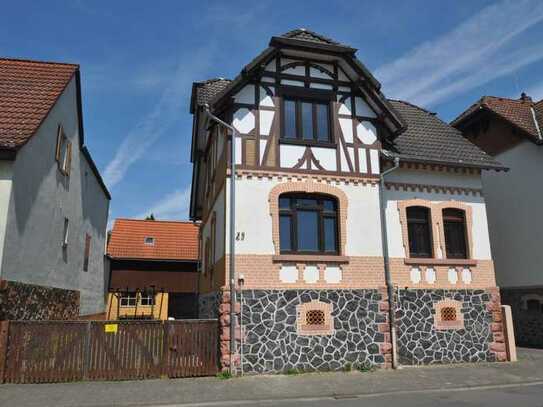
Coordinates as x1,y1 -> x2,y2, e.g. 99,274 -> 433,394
228,56 -> 381,176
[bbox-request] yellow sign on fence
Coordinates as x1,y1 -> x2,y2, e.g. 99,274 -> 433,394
104,324 -> 118,334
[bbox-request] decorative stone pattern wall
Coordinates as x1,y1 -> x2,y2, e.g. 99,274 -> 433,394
501,287 -> 543,348
198,291 -> 221,319
241,289 -> 391,374
395,288 -> 506,365
0,279 -> 80,320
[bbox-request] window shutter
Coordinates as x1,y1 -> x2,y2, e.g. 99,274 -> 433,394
55,126 -> 63,162
65,142 -> 73,175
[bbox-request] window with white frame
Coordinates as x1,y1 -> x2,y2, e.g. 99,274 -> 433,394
140,293 -> 155,306
120,292 -> 137,307
55,125 -> 72,176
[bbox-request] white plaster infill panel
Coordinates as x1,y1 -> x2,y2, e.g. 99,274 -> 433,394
311,147 -> 337,171
358,149 -> 368,173
234,85 -> 255,104
281,79 -> 304,87
279,265 -> 298,283
309,83 -> 333,90
303,265 -> 319,284
338,96 -> 352,115
324,266 -> 342,283
309,64 -> 333,79
370,149 -> 380,174
259,86 -> 274,107
339,118 -> 354,143
259,140 -> 267,165
280,144 -> 306,168
354,97 -> 377,118
357,121 -> 377,145
233,108 -> 255,134
259,110 -> 274,136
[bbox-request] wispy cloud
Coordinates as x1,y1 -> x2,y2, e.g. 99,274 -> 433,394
103,46 -> 215,188
526,81 -> 543,100
136,185 -> 192,220
375,0 -> 543,106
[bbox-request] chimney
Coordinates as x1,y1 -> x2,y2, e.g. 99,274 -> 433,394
520,92 -> 533,102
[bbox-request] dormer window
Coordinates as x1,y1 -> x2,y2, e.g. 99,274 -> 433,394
282,96 -> 331,144
144,237 -> 155,245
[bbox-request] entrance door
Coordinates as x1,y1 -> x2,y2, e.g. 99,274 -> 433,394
168,293 -> 198,319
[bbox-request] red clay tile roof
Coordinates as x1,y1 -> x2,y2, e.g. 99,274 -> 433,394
107,219 -> 200,261
0,58 -> 78,150
452,94 -> 543,144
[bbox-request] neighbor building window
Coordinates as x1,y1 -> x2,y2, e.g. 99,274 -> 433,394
62,217 -> 69,247
443,208 -> 468,259
406,206 -> 433,258
140,293 -> 154,306
279,193 -> 338,254
282,97 -> 331,143
83,233 -> 91,272
55,125 -> 72,176
526,299 -> 542,313
144,236 -> 155,245
120,293 -> 137,307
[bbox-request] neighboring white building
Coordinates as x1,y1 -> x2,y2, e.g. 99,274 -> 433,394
189,29 -> 510,373
453,93 -> 543,348
0,58 -> 110,319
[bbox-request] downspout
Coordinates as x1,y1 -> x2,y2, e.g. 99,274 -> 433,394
203,105 -> 238,375
378,153 -> 400,369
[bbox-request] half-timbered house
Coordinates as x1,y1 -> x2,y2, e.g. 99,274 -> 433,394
189,29 -> 509,373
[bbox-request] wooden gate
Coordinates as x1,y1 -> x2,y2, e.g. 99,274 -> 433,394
0,320 -> 218,383
165,320 -> 218,378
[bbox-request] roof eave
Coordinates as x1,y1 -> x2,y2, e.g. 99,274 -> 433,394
107,255 -> 199,263
389,154 -> 509,172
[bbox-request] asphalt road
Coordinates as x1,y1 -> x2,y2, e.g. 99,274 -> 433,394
220,383 -> 543,407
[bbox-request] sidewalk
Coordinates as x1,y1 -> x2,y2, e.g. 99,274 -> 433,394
1,348 -> 542,407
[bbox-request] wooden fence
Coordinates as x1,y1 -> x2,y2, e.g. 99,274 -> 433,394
0,319 -> 218,384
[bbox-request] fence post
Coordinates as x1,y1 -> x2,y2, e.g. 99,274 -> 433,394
82,321 -> 92,379
161,320 -> 170,379
0,321 -> 9,383
501,305 -> 517,362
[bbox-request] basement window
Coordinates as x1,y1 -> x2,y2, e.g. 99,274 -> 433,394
144,237 -> 155,245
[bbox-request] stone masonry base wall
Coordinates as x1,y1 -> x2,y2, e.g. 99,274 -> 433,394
396,288 -> 505,365
500,287 -> 543,348
240,289 -> 391,374
0,279 -> 80,320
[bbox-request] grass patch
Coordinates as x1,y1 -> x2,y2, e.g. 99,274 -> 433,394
342,362 -> 352,372
285,368 -> 299,375
356,361 -> 375,373
216,370 -> 233,379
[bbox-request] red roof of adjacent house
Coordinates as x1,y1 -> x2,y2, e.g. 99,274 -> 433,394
0,58 -> 78,150
107,219 -> 200,261
452,93 -> 543,144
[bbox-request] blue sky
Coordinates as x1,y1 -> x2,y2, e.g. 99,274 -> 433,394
2,0 -> 543,224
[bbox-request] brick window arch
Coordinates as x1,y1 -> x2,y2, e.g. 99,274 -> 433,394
269,181 -> 348,255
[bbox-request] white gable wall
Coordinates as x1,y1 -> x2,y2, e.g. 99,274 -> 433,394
482,140 -> 543,287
